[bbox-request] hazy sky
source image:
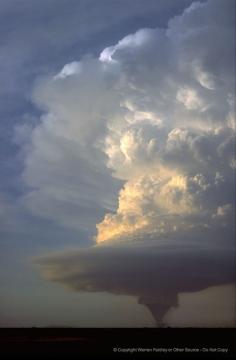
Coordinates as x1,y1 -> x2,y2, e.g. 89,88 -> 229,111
0,0 -> 235,327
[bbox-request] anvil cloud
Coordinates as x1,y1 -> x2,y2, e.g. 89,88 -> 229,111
21,0 -> 235,247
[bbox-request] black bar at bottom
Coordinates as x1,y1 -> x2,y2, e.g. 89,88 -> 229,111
0,328 -> 235,359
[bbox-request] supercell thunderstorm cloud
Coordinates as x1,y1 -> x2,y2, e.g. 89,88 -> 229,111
25,0 -> 235,326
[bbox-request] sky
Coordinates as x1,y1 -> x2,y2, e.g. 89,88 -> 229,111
0,0 -> 235,328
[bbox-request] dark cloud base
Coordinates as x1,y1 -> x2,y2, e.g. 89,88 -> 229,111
36,240 -> 236,326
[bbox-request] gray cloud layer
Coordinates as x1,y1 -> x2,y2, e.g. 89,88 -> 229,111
36,240 -> 235,325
